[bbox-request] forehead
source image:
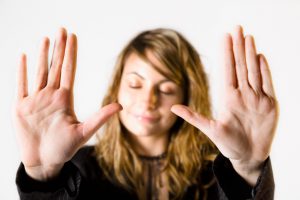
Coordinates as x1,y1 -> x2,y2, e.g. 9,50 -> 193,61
123,52 -> 172,81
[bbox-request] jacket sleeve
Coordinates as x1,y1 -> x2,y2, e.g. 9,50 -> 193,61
16,161 -> 82,200
15,146 -> 135,200
213,154 -> 274,200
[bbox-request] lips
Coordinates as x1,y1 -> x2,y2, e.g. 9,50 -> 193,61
133,113 -> 160,123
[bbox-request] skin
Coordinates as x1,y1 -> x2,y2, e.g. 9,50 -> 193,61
118,52 -> 184,156
13,28 -> 122,181
171,26 -> 278,186
14,26 -> 278,188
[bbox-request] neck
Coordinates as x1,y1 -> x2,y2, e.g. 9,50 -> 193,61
127,132 -> 169,157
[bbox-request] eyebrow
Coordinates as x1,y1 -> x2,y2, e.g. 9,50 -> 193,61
126,72 -> 174,84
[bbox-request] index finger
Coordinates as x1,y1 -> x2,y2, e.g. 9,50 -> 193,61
223,33 -> 237,89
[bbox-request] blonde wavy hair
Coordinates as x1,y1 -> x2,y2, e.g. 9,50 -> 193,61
95,28 -> 218,199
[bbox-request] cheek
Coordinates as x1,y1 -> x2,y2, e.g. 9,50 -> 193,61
117,83 -> 134,108
159,99 -> 180,124
117,87 -> 137,127
160,94 -> 183,110
162,113 -> 177,127
118,89 -> 132,126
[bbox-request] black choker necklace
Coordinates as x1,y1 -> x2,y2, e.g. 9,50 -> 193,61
138,152 -> 167,161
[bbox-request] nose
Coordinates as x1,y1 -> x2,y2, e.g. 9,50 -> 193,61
143,87 -> 158,110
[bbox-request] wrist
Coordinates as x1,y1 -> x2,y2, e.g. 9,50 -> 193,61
230,159 -> 264,186
24,164 -> 64,181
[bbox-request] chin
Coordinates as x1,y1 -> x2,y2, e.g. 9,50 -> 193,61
126,126 -> 163,137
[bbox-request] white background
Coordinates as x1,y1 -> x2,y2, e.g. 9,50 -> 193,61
0,0 -> 299,199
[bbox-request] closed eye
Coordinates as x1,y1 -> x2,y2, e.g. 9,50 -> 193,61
159,90 -> 174,95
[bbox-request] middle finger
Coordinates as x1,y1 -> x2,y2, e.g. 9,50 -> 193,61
232,26 -> 249,88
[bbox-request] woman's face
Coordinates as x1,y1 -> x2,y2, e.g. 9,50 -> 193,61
118,52 -> 184,137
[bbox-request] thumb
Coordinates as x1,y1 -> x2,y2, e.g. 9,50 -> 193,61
171,104 -> 213,135
80,103 -> 122,139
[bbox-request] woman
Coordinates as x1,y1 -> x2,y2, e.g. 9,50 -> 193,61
14,26 -> 278,199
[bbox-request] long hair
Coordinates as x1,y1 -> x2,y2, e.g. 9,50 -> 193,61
95,28 -> 218,199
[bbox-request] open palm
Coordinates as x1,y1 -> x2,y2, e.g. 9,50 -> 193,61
171,26 -> 278,184
13,29 -> 121,180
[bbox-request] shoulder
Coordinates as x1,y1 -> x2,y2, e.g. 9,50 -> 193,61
70,146 -> 136,198
71,145 -> 103,180
72,145 -> 96,161
200,159 -> 215,186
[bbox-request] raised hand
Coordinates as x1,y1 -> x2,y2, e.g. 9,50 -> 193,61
13,28 -> 122,181
171,26 -> 278,185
